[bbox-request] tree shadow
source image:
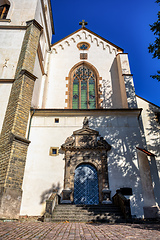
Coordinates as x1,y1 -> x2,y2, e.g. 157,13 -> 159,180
130,223 -> 160,231
144,103 -> 160,206
88,115 -> 144,217
40,182 -> 61,204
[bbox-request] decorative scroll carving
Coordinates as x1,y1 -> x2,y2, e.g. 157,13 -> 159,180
61,119 -> 111,204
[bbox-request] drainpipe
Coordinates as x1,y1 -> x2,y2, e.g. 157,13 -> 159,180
27,109 -> 35,140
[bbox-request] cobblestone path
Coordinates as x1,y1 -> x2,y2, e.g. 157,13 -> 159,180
0,222 -> 159,239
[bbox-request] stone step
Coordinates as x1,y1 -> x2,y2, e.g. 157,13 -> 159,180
50,204 -> 125,223
53,208 -> 121,211
53,212 -> 122,216
52,211 -> 123,216
54,207 -> 120,210
51,216 -> 126,223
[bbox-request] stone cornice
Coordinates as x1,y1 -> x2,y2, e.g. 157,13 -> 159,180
0,25 -> 27,30
62,146 -> 109,151
10,133 -> 31,146
26,19 -> 43,32
0,79 -> 15,83
31,108 -> 142,117
20,69 -> 37,81
51,28 -> 124,52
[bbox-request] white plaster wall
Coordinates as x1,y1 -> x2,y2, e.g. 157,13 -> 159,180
35,0 -> 52,49
1,0 -> 37,26
0,30 -> 25,79
21,113 -> 144,217
137,96 -> 160,207
32,54 -> 43,108
0,83 -> 12,133
44,29 -> 123,109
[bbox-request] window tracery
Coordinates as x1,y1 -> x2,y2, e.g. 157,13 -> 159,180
72,65 -> 96,109
77,42 -> 90,50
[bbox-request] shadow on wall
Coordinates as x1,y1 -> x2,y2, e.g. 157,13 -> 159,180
101,78 -> 113,108
103,58 -> 138,109
110,58 -> 122,108
40,182 -> 61,204
145,104 -> 160,206
88,116 -> 144,217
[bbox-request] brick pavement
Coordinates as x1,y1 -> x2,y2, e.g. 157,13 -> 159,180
0,222 -> 160,240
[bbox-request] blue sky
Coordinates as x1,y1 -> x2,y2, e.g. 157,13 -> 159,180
51,0 -> 160,106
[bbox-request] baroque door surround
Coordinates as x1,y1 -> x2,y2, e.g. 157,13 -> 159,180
61,117 -> 111,204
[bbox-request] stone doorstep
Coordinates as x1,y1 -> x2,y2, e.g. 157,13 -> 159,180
52,212 -> 123,217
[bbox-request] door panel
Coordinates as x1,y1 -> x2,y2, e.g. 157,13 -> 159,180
74,164 -> 99,205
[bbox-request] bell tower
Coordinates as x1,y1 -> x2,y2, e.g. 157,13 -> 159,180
0,0 -> 54,218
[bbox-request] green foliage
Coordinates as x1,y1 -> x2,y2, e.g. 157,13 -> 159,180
148,0 -> 160,81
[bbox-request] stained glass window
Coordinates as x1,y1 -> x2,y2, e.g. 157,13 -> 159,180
72,65 -> 96,109
77,42 -> 90,50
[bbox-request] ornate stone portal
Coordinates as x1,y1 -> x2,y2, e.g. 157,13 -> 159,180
61,117 -> 111,204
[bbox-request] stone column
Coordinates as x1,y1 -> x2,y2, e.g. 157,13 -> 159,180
62,151 -> 72,203
101,153 -> 111,204
0,20 -> 42,219
137,149 -> 159,218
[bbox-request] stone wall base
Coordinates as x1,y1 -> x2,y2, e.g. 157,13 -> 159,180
143,206 -> 159,219
0,187 -> 22,219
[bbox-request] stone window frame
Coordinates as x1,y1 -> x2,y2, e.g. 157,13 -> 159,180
65,61 -> 102,109
49,147 -> 59,156
77,42 -> 90,51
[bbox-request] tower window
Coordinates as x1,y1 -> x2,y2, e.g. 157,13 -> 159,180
72,65 -> 97,109
55,118 -> 59,123
0,4 -> 10,19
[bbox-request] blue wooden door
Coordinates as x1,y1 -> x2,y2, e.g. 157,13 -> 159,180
74,164 -> 99,205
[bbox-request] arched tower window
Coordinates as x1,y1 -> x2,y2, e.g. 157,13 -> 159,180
0,1 -> 10,19
72,64 -> 97,109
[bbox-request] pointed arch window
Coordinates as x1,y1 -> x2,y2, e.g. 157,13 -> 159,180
72,65 -> 97,109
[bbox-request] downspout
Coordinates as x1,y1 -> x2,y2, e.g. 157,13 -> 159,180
27,109 -> 35,140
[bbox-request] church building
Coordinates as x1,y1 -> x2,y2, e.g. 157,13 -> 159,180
0,0 -> 160,220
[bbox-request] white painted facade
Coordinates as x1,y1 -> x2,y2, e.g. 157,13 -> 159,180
137,96 -> 160,207
20,111 -> 145,217
0,0 -> 160,219
0,0 -> 53,134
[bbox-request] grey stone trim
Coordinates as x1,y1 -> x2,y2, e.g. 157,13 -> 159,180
20,69 -> 37,81
0,79 -> 15,83
0,19 -> 11,22
31,108 -> 143,117
48,0 -> 54,34
26,19 -> 43,32
0,26 -> 27,30
40,0 -> 52,50
10,133 -> 31,146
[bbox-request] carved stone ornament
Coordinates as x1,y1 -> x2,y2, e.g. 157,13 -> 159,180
61,120 -> 112,204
